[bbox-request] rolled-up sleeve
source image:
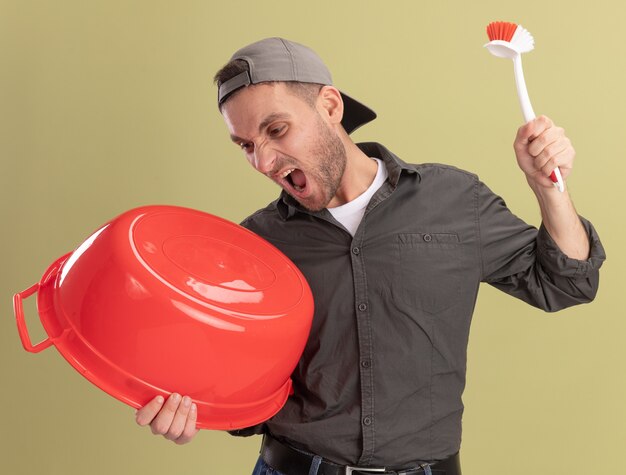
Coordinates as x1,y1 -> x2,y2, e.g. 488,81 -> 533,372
478,180 -> 606,312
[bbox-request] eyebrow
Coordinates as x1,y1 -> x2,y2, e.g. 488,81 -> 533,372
230,112 -> 291,144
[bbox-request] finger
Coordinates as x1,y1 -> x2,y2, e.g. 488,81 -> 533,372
540,147 -> 573,180
515,115 -> 553,148
528,115 -> 554,141
175,403 -> 200,445
135,395 -> 165,427
527,126 -> 564,158
532,137 -> 569,172
150,393 -> 182,435
163,395 -> 192,441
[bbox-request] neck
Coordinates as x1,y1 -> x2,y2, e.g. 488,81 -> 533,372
327,139 -> 378,208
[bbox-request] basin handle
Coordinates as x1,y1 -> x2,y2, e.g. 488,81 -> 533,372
13,283 -> 53,353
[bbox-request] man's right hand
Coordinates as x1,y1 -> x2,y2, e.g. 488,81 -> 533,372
135,393 -> 199,444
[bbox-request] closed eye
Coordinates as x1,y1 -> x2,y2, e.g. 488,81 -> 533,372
269,125 -> 287,138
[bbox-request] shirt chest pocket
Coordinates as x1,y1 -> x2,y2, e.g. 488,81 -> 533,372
394,232 -> 462,314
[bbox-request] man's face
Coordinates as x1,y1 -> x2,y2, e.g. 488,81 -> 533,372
221,82 -> 347,212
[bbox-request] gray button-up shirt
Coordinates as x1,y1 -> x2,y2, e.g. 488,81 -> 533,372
232,142 -> 606,467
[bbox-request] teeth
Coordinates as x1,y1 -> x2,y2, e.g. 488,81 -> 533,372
293,184 -> 303,192
280,168 -> 295,179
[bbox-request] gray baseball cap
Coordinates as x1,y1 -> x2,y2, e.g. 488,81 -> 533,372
217,37 -> 376,134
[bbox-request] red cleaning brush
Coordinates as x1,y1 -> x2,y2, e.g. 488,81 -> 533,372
484,21 -> 564,192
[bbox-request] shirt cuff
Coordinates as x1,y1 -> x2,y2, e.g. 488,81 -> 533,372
537,215 -> 606,278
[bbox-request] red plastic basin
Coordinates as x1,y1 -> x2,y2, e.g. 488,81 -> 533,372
13,205 -> 314,430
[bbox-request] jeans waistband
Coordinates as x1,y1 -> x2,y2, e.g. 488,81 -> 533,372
260,433 -> 462,475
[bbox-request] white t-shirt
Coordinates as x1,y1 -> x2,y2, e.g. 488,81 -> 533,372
327,158 -> 388,236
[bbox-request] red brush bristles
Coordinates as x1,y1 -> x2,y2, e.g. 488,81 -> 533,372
486,21 -> 518,42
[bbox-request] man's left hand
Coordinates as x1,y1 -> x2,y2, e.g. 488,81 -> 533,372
513,115 -> 575,189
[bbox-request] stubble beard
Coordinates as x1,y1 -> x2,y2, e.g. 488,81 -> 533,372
297,117 -> 347,212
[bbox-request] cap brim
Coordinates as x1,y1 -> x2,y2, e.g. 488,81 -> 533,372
340,91 -> 377,134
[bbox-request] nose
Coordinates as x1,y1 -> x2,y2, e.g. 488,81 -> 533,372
252,143 -> 276,175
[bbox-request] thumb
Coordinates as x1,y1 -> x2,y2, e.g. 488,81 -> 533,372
515,119 -> 536,148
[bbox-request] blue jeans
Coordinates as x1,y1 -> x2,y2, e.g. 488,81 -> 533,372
253,456 -> 438,475
252,455 -> 435,475
252,455 -> 324,475
252,456 -> 286,475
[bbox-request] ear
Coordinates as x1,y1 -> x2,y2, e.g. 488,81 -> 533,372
316,86 -> 344,126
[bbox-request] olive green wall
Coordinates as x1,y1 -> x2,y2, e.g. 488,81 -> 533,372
1,1 -> 623,473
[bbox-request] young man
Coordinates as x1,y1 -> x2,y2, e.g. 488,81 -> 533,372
136,38 -> 606,475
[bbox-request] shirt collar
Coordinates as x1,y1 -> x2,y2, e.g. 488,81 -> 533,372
277,142 -> 420,220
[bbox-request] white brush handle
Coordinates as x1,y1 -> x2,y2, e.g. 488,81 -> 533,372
513,55 -> 564,192
513,55 -> 536,123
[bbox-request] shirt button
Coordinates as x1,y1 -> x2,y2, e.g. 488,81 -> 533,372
363,416 -> 372,426
358,303 -> 368,311
423,234 -> 432,242
361,359 -> 371,368
352,247 -> 360,255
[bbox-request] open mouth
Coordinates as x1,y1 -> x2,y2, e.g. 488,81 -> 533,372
281,168 -> 307,194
